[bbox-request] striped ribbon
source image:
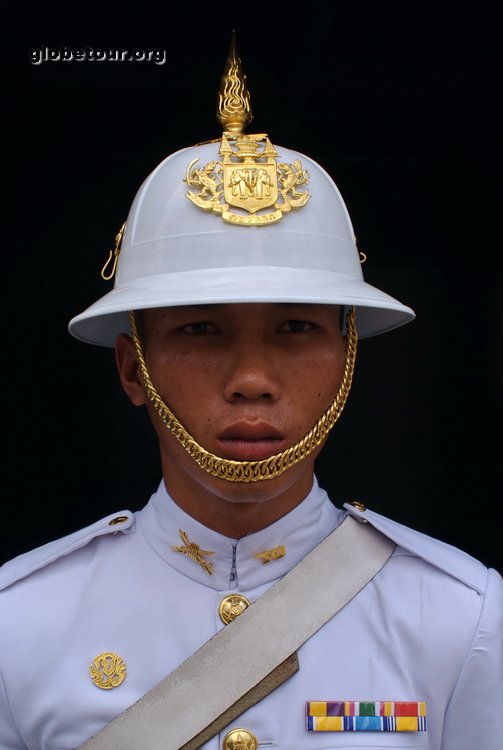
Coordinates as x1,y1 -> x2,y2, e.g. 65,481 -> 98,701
306,701 -> 426,732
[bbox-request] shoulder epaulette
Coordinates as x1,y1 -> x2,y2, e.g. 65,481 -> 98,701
344,503 -> 488,594
0,511 -> 134,591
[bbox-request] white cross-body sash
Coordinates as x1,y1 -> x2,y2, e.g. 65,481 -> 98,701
79,515 -> 395,750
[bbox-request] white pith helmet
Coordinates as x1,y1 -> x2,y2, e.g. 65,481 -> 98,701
68,45 -> 414,347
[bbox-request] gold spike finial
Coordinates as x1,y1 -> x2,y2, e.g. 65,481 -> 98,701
217,31 -> 253,136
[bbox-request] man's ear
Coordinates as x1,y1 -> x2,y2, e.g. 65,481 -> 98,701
115,333 -> 146,406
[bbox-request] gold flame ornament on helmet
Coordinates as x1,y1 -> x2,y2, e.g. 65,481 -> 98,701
184,36 -> 310,226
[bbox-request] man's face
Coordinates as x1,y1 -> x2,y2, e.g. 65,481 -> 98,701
116,303 -> 347,529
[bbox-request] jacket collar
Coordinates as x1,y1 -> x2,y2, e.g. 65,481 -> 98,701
138,477 -> 344,591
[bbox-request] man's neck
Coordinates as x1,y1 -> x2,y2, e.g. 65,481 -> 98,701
161,459 -> 316,538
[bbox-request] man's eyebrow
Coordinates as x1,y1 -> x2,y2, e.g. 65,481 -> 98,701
274,303 -> 336,313
172,304 -> 218,312
275,303 -> 319,309
168,303 -> 328,313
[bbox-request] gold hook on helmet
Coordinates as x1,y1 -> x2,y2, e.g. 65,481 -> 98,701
101,221 -> 126,281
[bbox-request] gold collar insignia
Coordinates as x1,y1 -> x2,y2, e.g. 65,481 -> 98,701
171,529 -> 215,575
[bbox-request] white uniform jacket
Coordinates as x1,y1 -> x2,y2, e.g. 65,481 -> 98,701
1,478 -> 502,750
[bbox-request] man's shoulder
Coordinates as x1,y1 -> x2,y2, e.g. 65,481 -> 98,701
344,502 -> 494,594
0,510 -> 135,592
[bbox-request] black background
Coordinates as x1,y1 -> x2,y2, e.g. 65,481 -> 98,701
1,2 -> 501,570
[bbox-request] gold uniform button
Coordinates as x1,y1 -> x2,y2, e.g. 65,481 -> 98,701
349,500 -> 366,512
222,728 -> 258,750
108,515 -> 129,526
219,594 -> 251,624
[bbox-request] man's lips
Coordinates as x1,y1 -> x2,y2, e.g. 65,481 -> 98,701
216,422 -> 285,461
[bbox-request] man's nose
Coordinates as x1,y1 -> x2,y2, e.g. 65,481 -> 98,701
223,340 -> 281,402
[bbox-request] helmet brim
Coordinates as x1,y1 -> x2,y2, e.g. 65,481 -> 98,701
68,266 -> 415,346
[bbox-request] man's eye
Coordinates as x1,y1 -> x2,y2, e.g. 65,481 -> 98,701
279,320 -> 313,333
181,322 -> 217,334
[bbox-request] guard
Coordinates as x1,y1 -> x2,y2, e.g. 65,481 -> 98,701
1,37 -> 501,750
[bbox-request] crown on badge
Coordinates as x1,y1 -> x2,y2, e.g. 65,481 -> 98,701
184,32 -> 310,226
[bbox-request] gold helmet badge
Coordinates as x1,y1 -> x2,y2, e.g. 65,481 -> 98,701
185,34 -> 310,226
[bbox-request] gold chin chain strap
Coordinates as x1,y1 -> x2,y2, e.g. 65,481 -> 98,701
128,307 -> 357,483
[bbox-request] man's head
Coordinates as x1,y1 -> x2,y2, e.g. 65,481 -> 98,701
115,302 -> 352,526
67,41 -> 414,496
